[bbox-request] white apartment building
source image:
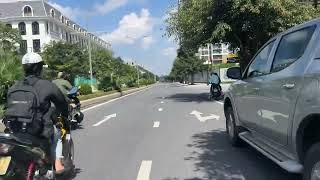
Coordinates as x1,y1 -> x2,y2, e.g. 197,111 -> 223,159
197,43 -> 231,64
0,0 -> 110,53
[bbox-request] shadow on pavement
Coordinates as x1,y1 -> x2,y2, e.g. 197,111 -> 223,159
165,93 -> 213,103
183,130 -> 301,180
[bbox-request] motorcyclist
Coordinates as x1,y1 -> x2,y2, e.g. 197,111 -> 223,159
52,72 -> 73,101
209,72 -> 222,96
5,53 -> 69,175
53,72 -> 81,112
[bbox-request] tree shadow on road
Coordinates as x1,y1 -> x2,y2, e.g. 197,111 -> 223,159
184,130 -> 300,180
165,93 -> 213,103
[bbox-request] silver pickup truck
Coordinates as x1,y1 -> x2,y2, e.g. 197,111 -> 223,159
224,18 -> 320,180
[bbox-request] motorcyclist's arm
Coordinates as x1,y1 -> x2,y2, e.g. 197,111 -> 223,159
50,83 -> 69,118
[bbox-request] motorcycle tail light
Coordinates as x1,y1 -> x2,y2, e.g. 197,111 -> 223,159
0,143 -> 13,154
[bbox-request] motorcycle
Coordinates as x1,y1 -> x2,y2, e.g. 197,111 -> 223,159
0,116 -> 74,180
68,87 -> 84,130
209,83 -> 223,100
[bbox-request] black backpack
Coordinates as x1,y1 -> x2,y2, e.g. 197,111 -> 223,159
4,77 -> 43,135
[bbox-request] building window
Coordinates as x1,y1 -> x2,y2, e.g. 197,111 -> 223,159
23,6 -> 33,17
18,22 -> 26,35
32,22 -> 39,35
50,9 -> 55,18
61,16 -> 65,23
20,40 -> 27,54
46,23 -> 49,34
33,39 -> 41,52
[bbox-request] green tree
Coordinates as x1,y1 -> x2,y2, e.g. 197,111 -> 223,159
0,23 -> 21,51
170,50 -> 205,84
166,0 -> 320,70
42,42 -> 89,80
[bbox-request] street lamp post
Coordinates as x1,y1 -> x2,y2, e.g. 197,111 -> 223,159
88,36 -> 94,90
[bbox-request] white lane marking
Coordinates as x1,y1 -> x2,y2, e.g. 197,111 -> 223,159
216,101 -> 224,105
153,121 -> 160,128
160,101 -> 164,104
83,86 -> 152,112
93,113 -> 117,127
158,108 -> 163,112
137,161 -> 152,180
190,110 -> 220,122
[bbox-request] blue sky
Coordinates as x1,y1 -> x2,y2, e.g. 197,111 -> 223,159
49,0 -> 178,75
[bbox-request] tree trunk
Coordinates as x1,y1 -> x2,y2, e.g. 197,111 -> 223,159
239,45 -> 252,73
190,73 -> 195,85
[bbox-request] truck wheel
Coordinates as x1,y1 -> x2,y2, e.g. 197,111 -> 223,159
225,106 -> 243,146
304,143 -> 320,180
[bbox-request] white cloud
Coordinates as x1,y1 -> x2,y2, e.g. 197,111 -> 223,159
163,47 -> 177,58
94,0 -> 128,15
141,36 -> 154,49
100,9 -> 154,45
48,2 -> 81,20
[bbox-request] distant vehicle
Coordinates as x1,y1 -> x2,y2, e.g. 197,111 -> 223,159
227,58 -> 239,63
224,19 -> 320,180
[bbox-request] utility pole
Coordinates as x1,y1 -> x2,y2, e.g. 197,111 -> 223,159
88,36 -> 94,90
207,43 -> 211,85
135,62 -> 140,87
85,16 -> 94,91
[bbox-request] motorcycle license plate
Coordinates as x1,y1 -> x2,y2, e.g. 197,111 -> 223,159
0,156 -> 11,175
213,89 -> 218,92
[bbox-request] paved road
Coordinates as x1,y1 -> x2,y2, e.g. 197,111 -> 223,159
73,83 -> 301,180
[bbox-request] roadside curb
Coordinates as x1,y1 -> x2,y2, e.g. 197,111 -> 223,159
81,85 -> 152,109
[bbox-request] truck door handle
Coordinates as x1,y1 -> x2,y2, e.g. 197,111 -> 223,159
283,84 -> 295,89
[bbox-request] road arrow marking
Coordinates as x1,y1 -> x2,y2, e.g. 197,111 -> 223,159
93,113 -> 117,127
190,110 -> 220,122
153,121 -> 160,128
137,161 -> 152,180
158,108 -> 163,112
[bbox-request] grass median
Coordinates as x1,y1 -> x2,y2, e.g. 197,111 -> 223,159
79,86 -> 146,101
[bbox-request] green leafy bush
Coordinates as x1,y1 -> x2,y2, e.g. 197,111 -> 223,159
0,51 -> 23,105
80,84 -> 92,95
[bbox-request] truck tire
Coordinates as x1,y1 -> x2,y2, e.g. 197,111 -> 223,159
304,142 -> 320,180
225,106 -> 243,147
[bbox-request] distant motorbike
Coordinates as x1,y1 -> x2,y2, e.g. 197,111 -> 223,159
0,116 -> 74,180
210,84 -> 223,100
68,87 -> 84,129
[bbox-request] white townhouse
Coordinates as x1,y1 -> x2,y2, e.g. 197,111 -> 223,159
0,0 -> 110,53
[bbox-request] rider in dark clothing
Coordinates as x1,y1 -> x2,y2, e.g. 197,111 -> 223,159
5,52 -> 69,174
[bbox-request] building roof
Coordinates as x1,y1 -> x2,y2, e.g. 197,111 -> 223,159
0,0 -> 110,47
0,1 -> 46,18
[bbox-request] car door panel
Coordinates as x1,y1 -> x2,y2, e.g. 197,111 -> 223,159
256,25 -> 316,146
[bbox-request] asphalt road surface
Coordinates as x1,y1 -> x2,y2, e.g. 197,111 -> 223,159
73,83 -> 301,180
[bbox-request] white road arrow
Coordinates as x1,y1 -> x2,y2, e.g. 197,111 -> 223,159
190,110 -> 220,122
93,113 -> 117,127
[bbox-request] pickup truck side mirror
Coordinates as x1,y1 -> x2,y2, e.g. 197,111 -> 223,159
227,67 -> 242,80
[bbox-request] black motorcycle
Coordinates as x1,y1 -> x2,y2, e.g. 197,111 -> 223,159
0,116 -> 74,180
209,83 -> 223,100
68,87 -> 84,130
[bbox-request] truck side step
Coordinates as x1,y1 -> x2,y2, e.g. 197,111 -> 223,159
239,132 -> 303,173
